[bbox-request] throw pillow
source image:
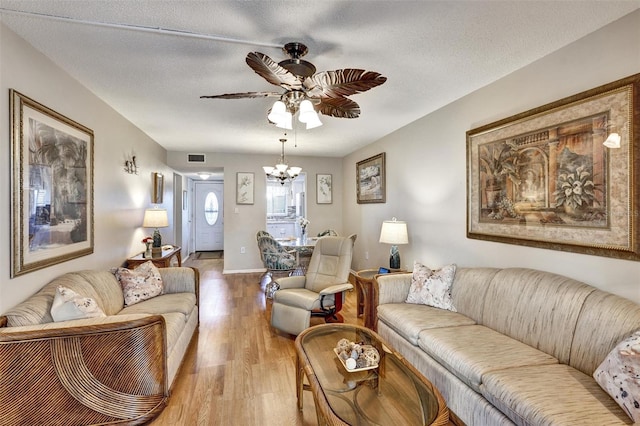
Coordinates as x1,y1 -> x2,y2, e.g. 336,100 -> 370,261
405,261 -> 457,312
115,261 -> 164,306
593,330 -> 640,422
51,286 -> 106,322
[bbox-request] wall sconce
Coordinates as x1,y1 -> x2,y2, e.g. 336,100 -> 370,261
603,121 -> 621,149
124,154 -> 138,174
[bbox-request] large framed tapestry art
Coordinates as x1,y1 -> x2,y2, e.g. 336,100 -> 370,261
467,74 -> 639,260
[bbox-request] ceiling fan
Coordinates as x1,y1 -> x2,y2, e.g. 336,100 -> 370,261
200,42 -> 387,128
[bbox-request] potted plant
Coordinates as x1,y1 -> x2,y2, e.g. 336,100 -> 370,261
553,165 -> 599,217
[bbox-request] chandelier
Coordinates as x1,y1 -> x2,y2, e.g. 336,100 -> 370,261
263,138 -> 302,185
267,91 -> 322,130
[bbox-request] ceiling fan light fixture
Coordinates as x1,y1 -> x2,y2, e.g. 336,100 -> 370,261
305,113 -> 323,129
288,166 -> 302,177
277,111 -> 293,130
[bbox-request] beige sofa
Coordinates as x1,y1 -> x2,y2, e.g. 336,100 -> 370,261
375,267 -> 640,425
0,266 -> 199,426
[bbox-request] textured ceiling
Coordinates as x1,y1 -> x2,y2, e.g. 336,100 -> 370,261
1,1 -> 638,160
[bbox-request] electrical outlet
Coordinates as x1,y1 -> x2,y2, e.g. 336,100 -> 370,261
240,247 -> 246,254
365,251 -> 369,260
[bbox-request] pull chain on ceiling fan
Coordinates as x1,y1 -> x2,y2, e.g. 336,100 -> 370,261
201,42 -> 387,128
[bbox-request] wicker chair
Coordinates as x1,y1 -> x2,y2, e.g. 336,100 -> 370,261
317,229 -> 338,237
257,235 -> 297,277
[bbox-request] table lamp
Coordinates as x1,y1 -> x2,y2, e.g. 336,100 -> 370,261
143,208 -> 169,255
379,217 -> 408,269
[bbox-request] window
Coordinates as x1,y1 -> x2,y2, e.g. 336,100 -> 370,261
204,191 -> 219,225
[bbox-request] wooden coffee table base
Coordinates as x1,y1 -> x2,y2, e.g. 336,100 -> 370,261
295,324 -> 449,425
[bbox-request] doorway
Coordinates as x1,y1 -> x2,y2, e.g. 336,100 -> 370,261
194,181 -> 224,251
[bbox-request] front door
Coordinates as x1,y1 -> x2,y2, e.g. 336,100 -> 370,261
194,182 -> 223,251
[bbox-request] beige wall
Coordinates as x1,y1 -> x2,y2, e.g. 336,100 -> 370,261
0,24 -> 175,313
343,10 -> 640,304
167,151 -> 344,272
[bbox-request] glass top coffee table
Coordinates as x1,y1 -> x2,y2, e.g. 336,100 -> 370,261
295,324 -> 449,425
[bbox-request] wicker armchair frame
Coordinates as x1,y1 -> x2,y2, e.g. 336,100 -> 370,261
0,315 -> 168,425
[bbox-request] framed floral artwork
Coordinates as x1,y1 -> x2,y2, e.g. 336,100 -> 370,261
317,174 -> 332,204
237,172 -> 254,204
467,73 -> 639,260
10,90 -> 94,276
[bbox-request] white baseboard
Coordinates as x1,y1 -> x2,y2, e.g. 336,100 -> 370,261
222,268 -> 266,274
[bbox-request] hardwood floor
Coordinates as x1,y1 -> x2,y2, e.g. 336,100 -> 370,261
150,257 -> 364,425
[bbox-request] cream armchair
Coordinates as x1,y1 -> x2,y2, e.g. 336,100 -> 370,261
270,236 -> 355,335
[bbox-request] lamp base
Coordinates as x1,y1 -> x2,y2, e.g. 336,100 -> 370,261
389,245 -> 401,269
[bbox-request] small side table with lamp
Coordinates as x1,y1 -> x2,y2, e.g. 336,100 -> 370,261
354,217 -> 409,330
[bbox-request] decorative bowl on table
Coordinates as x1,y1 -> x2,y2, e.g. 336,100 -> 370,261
334,338 -> 380,372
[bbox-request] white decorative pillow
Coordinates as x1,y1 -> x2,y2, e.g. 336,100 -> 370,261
115,261 -> 164,306
593,330 -> 640,422
405,262 -> 457,312
51,286 -> 106,322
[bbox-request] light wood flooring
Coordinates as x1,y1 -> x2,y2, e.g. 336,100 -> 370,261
150,257 -> 364,425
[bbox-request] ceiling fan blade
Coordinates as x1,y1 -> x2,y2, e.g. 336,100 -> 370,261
316,97 -> 361,119
200,91 -> 281,99
305,69 -> 387,98
246,52 -> 303,90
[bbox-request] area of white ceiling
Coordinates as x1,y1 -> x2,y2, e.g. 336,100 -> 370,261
1,1 -> 638,158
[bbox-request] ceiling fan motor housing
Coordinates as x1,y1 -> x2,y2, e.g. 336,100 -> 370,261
279,42 -> 316,77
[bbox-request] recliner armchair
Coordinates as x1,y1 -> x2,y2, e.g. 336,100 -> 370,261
270,236 -> 355,335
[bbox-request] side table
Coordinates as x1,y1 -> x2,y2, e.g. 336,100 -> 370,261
355,268 -> 406,330
126,245 -> 182,269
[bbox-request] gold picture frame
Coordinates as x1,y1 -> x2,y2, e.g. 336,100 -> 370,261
467,74 -> 639,260
10,90 -> 94,276
356,153 -> 386,204
152,172 -> 164,204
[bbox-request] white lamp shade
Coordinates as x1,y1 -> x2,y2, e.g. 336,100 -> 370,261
197,172 -> 210,180
275,163 -> 288,173
143,208 -> 169,228
288,166 -> 302,177
603,132 -> 621,148
298,100 -> 315,123
267,101 -> 286,123
263,166 -> 275,175
379,218 -> 409,244
276,111 -> 293,129
305,113 -> 323,129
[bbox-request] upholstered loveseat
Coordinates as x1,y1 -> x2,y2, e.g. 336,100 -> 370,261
375,266 -> 640,425
0,265 -> 199,425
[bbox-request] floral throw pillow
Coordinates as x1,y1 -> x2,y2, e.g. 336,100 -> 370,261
51,286 -> 106,322
115,261 -> 164,306
405,262 -> 457,312
593,330 -> 640,422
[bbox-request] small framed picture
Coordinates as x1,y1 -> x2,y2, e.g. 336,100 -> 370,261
236,172 -> 254,204
356,153 -> 386,204
316,173 -> 332,204
152,172 -> 164,204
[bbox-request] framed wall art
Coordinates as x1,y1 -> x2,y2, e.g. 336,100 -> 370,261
316,173 -> 333,204
10,90 -> 94,277
237,172 -> 254,204
356,152 -> 386,204
467,73 -> 639,260
151,172 -> 164,204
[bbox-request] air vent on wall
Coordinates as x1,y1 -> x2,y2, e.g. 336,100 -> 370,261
187,154 -> 206,163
